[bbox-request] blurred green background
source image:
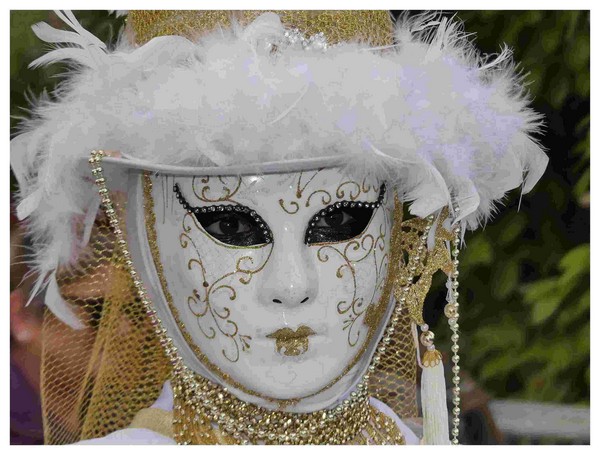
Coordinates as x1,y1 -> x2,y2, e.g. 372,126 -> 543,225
420,11 -> 590,407
10,10 -> 589,407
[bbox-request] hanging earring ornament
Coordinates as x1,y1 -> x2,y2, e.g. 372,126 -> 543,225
390,206 -> 458,444
420,326 -> 442,368
394,208 -> 454,327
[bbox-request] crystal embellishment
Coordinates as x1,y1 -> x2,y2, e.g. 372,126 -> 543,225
274,28 -> 329,52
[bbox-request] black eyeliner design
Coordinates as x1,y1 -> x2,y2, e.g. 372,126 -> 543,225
174,183 -> 272,245
305,184 -> 386,245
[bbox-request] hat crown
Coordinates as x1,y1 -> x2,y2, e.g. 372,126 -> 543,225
128,10 -> 394,46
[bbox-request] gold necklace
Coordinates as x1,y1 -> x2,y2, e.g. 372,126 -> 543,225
129,372 -> 405,444
172,368 -> 381,444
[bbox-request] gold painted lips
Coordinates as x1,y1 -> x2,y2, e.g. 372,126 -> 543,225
266,326 -> 316,357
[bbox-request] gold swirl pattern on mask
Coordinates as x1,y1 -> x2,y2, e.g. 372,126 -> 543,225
361,178 -> 374,194
279,171 -> 380,215
305,188 -> 333,209
145,173 -> 279,401
178,211 -> 273,363
335,179 -> 363,200
394,207 -> 454,326
316,188 -> 391,347
278,170 -> 322,214
191,175 -> 242,204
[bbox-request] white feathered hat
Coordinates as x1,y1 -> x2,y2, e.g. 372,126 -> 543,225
11,9 -> 547,326
10,10 -> 549,446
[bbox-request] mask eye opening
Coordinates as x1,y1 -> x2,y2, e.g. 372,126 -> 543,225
173,183 -> 273,246
304,184 -> 386,245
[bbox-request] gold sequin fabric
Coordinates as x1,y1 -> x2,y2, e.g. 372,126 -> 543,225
130,403 -> 405,445
170,372 -> 405,445
128,10 -> 394,47
368,305 -> 418,419
395,208 -> 454,326
366,197 -> 418,419
369,207 -> 453,420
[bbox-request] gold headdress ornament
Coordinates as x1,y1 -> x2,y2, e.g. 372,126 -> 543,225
127,10 -> 394,46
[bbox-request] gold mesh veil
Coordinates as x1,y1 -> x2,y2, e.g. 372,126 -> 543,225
369,307 -> 418,419
42,204 -> 171,444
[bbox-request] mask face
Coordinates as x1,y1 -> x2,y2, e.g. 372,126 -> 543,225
144,167 -> 395,403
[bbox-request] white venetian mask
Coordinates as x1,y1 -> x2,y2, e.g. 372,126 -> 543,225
131,166 -> 396,411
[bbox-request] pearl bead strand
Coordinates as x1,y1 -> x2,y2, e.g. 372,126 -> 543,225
444,203 -> 462,445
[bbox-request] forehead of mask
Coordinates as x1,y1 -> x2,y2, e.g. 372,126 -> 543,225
147,167 -> 394,402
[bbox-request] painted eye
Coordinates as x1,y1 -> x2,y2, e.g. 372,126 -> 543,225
305,184 -> 386,245
196,211 -> 271,246
305,206 -> 375,245
314,210 -> 353,228
205,216 -> 251,236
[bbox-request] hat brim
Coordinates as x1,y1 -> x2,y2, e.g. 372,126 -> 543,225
93,154 -> 347,177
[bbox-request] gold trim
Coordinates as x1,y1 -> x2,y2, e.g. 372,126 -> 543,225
178,211 -> 273,362
172,370 -> 405,445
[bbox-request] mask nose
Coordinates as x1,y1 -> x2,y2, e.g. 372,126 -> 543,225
258,221 -> 317,309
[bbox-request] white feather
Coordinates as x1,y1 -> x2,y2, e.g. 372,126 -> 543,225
45,271 -> 85,330
32,21 -> 95,47
54,10 -> 107,50
16,188 -> 41,220
29,48 -> 97,69
30,10 -> 107,70
11,11 -> 548,324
